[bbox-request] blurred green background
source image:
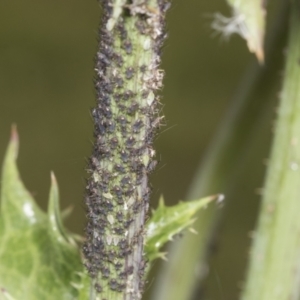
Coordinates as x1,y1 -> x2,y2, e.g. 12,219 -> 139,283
0,0 -> 286,299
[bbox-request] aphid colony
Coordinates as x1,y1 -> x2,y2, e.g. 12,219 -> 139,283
83,0 -> 169,298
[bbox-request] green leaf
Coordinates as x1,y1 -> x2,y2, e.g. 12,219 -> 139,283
145,194 -> 221,261
213,0 -> 266,62
0,127 -> 83,300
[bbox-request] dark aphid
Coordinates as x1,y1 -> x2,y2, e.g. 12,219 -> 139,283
113,53 -> 123,67
123,90 -> 134,100
119,238 -> 128,250
122,40 -> 132,55
101,94 -> 111,105
124,218 -> 134,228
103,82 -> 114,94
102,45 -> 114,60
114,164 -> 125,173
125,265 -> 134,275
125,67 -> 135,80
120,175 -> 131,186
112,185 -> 123,198
141,90 -> 149,99
117,198 -> 124,205
95,283 -> 102,293
106,121 -> 115,133
98,53 -> 110,66
109,279 -> 118,291
115,261 -> 123,270
118,115 -> 127,125
118,103 -> 127,112
132,201 -> 142,213
114,93 -> 122,102
101,170 -> 112,183
101,266 -> 110,278
127,102 -> 139,115
97,121 -> 106,135
135,19 -> 147,35
147,160 -> 158,173
115,76 -> 124,88
109,137 -> 118,149
99,145 -> 111,157
116,211 -> 124,222
91,157 -> 100,168
132,119 -> 144,133
117,21 -> 127,40
114,226 -> 124,235
103,107 -> 112,119
107,250 -> 116,262
140,64 -> 147,73
116,282 -> 126,292
151,116 -> 164,130
120,150 -> 129,163
95,133 -> 105,145
126,136 -> 136,148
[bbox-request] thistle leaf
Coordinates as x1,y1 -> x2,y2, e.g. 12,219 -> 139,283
0,127 -> 83,300
145,194 -> 221,261
213,0 -> 266,62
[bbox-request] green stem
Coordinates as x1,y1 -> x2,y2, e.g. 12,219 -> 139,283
83,1 -> 169,299
150,1 -> 288,299
242,3 -> 300,300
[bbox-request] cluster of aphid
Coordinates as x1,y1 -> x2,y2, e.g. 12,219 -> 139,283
83,0 -> 169,298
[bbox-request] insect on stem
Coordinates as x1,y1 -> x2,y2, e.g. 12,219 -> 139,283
83,1 -> 170,299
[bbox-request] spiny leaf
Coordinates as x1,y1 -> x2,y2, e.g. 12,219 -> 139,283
145,194 -> 222,261
212,0 -> 266,62
0,127 -> 83,300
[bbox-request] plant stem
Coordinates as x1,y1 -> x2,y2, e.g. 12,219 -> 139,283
150,1 -> 288,299
242,2 -> 300,299
82,1 -> 169,299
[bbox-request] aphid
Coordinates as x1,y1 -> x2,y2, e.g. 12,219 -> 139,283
109,137 -> 118,149
114,164 -> 125,173
135,19 -> 147,35
132,119 -> 144,133
126,136 -> 136,148
147,160 -> 158,173
101,94 -> 111,105
125,67 -> 135,80
121,175 -> 131,186
99,145 -> 111,157
112,185 -> 123,198
118,116 -> 127,125
101,266 -> 110,278
142,90 -> 149,99
114,226 -> 124,235
124,218 -> 134,228
103,82 -> 114,94
119,238 -> 128,250
114,93 -> 122,102
103,107 -> 112,118
115,76 -> 124,88
127,102 -> 139,115
123,90 -> 134,100
107,250 -> 116,262
123,40 -> 132,55
113,53 -> 123,67
95,283 -> 102,293
115,261 -> 123,270
117,21 -> 127,40
98,53 -> 110,66
109,279 -> 118,291
140,65 -> 147,73
120,150 -> 129,163
116,211 -> 124,222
